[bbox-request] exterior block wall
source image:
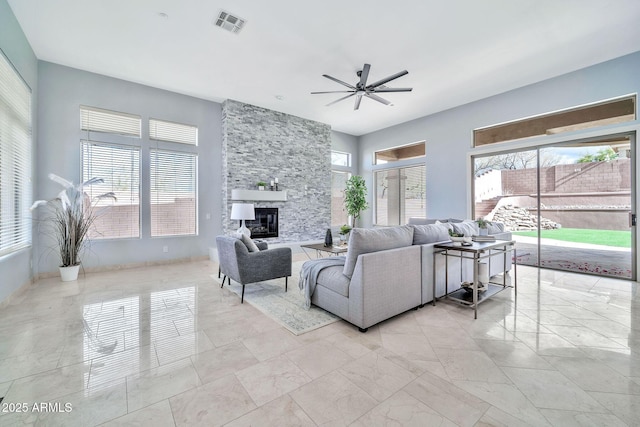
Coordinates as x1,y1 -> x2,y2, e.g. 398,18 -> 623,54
501,158 -> 630,195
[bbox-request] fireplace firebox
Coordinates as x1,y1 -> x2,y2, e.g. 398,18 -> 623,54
246,208 -> 278,238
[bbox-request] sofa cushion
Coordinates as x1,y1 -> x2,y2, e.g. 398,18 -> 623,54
343,225 -> 414,278
411,223 -> 452,245
487,222 -> 505,234
240,234 -> 260,252
451,220 -> 478,237
316,265 -> 351,297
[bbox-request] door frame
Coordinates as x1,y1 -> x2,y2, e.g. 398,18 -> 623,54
471,130 -> 637,280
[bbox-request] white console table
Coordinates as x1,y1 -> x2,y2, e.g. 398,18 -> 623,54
433,240 -> 516,319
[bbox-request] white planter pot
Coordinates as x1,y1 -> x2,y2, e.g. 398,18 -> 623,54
479,228 -> 488,236
258,186 -> 265,191
59,265 -> 80,282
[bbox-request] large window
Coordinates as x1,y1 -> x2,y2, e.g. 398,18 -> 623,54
375,165 -> 425,226
0,51 -> 32,256
150,149 -> 197,237
81,105 -> 141,138
82,141 -> 141,239
149,118 -> 198,145
331,170 -> 351,226
474,95 -> 636,147
331,151 -> 351,167
375,141 -> 425,165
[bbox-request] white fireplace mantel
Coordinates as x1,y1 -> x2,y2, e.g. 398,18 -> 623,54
231,189 -> 287,202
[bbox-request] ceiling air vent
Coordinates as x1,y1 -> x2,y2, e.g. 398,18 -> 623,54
214,10 -> 246,34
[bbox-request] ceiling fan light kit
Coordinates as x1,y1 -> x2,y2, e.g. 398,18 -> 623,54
311,63 -> 412,110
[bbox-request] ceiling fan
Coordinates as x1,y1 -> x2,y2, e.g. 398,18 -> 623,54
311,63 -> 412,110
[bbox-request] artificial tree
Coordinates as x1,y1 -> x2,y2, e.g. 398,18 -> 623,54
344,175 -> 369,227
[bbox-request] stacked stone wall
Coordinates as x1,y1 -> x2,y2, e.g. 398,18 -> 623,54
221,100 -> 331,242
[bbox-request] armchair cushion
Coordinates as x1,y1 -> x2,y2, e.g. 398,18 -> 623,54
241,234 -> 260,252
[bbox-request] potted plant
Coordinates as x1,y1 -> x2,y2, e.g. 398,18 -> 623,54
256,181 -> 267,191
31,173 -> 116,281
476,217 -> 492,236
344,175 -> 369,227
338,224 -> 352,243
448,229 -> 466,246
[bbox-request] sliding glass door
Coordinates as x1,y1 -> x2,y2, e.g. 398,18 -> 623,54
473,134 -> 635,279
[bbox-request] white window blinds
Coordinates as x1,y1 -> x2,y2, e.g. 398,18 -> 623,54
149,119 -> 198,145
402,165 -> 426,224
81,105 -> 141,137
0,51 -> 32,256
82,141 -> 141,239
150,149 -> 197,236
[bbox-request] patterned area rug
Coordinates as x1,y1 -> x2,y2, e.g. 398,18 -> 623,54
211,262 -> 340,335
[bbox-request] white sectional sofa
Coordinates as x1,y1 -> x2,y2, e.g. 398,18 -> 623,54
310,225 -> 422,332
305,220 -> 513,332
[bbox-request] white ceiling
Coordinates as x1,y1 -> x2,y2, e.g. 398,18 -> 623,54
8,0 -> 640,136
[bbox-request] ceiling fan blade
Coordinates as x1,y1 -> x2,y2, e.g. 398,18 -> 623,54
354,94 -> 363,110
311,90 -> 355,94
358,63 -> 370,88
365,93 -> 392,106
323,74 -> 356,89
366,70 -> 409,89
373,87 -> 413,93
326,92 -> 356,106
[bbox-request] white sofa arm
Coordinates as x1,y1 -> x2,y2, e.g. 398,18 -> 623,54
348,245 -> 421,329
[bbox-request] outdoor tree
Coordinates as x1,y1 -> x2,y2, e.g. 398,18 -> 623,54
344,175 -> 369,227
577,147 -> 616,163
474,151 -> 563,174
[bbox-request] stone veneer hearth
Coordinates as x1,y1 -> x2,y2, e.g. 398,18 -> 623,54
221,100 -> 331,242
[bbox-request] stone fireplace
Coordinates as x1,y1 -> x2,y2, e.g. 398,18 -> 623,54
246,207 -> 279,238
221,100 -> 331,242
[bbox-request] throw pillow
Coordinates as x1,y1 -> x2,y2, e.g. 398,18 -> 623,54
343,225 -> 414,279
487,222 -> 505,234
451,221 -> 478,237
411,223 -> 452,245
240,234 -> 260,252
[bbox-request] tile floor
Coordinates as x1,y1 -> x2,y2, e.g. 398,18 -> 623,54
1,258 -> 639,426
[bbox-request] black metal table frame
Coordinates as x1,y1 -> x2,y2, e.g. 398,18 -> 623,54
300,242 -> 348,260
432,240 -> 517,319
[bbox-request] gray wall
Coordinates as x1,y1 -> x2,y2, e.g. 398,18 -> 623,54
221,100 -> 332,242
35,62 -> 222,274
0,0 -> 38,303
358,51 -> 640,228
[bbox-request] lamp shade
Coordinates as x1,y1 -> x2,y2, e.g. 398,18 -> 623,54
230,203 -> 255,220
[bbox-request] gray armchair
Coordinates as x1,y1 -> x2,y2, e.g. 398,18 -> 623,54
216,235 -> 292,303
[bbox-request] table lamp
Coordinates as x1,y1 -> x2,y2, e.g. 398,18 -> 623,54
230,203 -> 255,237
